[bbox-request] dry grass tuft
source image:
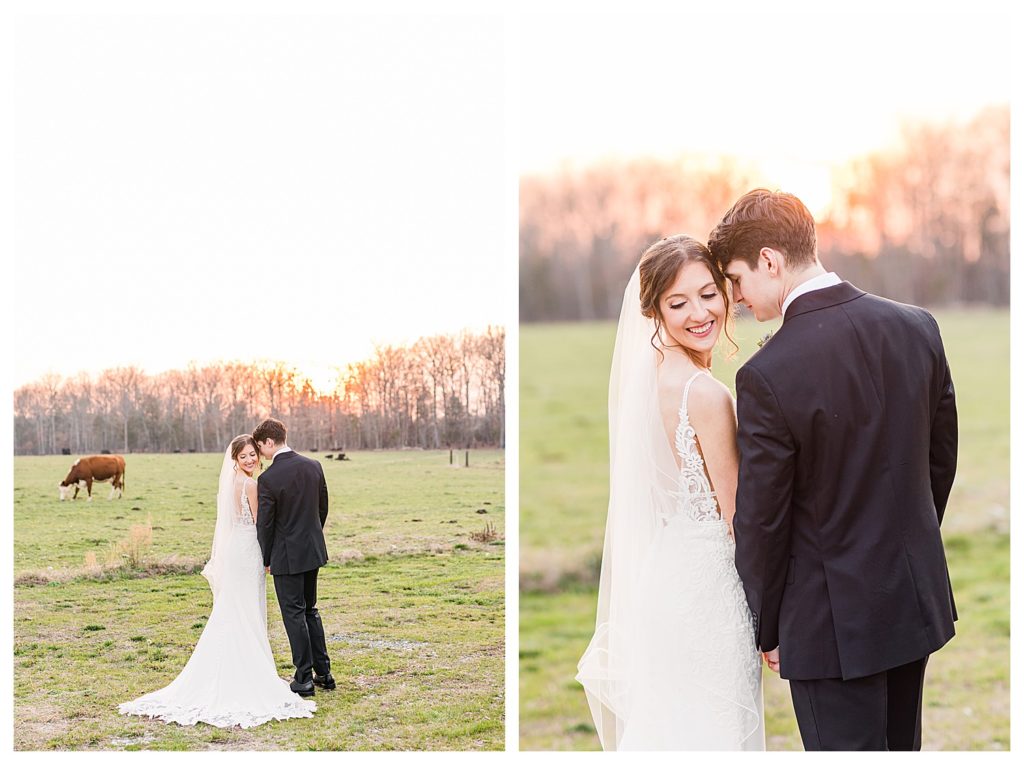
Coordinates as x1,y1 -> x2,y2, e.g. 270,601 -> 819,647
469,521 -> 499,543
104,516 -> 153,568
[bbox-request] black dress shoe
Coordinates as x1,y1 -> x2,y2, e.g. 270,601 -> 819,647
313,672 -> 336,690
290,678 -> 315,697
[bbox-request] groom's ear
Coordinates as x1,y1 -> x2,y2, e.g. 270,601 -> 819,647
760,247 -> 784,276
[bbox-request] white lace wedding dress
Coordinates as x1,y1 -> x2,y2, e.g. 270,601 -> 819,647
618,371 -> 763,749
119,474 -> 316,728
578,368 -> 764,750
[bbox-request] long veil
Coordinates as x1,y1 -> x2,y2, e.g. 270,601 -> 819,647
200,446 -> 236,600
575,266 -> 680,750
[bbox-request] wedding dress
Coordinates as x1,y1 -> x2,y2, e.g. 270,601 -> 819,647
119,448 -> 316,728
576,267 -> 764,750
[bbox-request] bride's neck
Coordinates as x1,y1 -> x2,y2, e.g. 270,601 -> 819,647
664,344 -> 712,372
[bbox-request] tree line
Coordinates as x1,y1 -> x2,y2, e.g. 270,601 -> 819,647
521,105 -> 1009,321
14,327 -> 505,456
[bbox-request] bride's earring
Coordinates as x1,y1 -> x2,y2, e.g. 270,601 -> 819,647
233,464 -> 238,472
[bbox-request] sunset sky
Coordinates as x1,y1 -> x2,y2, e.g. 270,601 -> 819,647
520,8 -> 1012,218
11,11 -> 505,391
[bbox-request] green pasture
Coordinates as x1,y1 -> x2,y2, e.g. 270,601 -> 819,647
14,450 -> 504,751
519,310 -> 1009,751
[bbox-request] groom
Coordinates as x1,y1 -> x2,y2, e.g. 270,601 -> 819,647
253,417 -> 334,697
708,190 -> 958,750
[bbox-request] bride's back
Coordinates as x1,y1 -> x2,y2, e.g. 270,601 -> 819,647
656,353 -> 737,524
232,475 -> 257,527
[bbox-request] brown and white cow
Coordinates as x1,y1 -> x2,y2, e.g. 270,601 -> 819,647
59,455 -> 126,501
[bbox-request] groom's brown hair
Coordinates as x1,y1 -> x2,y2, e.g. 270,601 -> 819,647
253,418 -> 287,445
708,189 -> 817,271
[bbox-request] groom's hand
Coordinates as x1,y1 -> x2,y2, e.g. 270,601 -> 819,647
265,566 -> 271,574
763,647 -> 780,674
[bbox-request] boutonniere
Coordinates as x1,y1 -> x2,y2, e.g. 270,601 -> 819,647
756,331 -> 774,348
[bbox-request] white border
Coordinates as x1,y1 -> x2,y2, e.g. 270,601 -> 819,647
502,9 -> 521,754
1008,3 -> 1022,756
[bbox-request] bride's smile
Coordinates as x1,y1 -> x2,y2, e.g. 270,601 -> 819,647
686,319 -> 714,337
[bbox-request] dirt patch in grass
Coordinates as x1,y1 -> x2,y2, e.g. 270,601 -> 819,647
14,696 -> 71,751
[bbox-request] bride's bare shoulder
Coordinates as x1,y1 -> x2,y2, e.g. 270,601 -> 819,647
688,371 -> 734,404
686,373 -> 737,432
659,363 -> 731,407
657,363 -> 731,434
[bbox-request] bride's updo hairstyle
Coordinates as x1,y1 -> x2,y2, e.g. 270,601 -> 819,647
229,434 -> 262,474
638,234 -> 738,362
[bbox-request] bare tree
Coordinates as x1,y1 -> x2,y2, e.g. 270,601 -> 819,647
14,330 -> 506,455
521,107 -> 1009,319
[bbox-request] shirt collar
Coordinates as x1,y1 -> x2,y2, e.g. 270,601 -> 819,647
272,446 -> 293,460
782,271 -> 842,318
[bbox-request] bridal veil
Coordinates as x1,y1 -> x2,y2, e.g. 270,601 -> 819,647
200,446 -> 237,600
575,266 -> 680,749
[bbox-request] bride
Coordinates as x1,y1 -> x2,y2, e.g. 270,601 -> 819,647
119,434 -> 316,728
576,235 -> 765,750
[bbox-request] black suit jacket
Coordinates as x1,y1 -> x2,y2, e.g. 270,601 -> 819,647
733,281 -> 958,681
256,450 -> 329,576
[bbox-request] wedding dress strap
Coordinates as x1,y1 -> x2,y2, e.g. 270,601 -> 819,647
679,370 -> 709,422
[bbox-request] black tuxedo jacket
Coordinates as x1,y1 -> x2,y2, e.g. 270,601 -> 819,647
256,450 -> 329,576
733,281 -> 958,681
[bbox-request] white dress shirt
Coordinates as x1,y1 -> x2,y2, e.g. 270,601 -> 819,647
782,272 -> 842,318
271,445 -> 293,460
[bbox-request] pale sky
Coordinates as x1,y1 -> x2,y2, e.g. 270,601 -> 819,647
12,11 -> 505,391
520,9 -> 1012,216
9,7 -> 1015,391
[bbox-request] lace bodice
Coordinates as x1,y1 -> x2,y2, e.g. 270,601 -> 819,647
672,370 -> 722,523
236,478 -> 256,526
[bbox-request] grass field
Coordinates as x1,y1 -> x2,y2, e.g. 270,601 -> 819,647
519,310 -> 1009,751
14,449 -> 504,751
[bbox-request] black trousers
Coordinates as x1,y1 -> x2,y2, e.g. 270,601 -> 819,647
272,568 -> 331,684
789,656 -> 929,751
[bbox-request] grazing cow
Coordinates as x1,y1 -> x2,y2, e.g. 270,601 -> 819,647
59,455 -> 126,501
